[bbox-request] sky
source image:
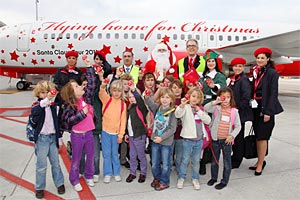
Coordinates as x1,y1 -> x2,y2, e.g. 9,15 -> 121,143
0,0 -> 300,25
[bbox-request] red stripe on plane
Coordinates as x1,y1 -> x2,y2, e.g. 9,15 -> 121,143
0,168 -> 64,200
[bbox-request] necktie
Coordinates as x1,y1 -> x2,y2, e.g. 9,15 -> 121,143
125,67 -> 130,73
189,58 -> 193,68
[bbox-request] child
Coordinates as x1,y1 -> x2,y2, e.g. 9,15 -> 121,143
204,87 -> 241,190
60,59 -> 97,191
145,87 -> 177,191
31,80 -> 65,199
99,79 -> 127,183
175,87 -> 211,190
169,80 -> 184,173
125,83 -> 148,183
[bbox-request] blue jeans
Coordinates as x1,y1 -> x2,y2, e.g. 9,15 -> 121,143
102,130 -> 120,176
179,139 -> 203,180
211,139 -> 232,185
79,134 -> 101,175
35,134 -> 64,190
151,142 -> 172,185
173,139 -> 183,173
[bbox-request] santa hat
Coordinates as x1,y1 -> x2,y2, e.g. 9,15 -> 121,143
204,49 -> 223,69
94,50 -> 107,60
65,50 -> 79,58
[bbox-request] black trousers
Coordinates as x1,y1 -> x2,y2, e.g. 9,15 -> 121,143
231,123 -> 245,167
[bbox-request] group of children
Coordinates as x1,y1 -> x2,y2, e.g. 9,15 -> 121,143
30,55 -> 241,198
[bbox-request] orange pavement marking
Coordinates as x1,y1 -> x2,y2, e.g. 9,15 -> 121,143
0,168 -> 64,200
0,133 -> 34,147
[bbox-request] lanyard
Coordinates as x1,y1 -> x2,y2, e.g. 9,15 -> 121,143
253,72 -> 265,99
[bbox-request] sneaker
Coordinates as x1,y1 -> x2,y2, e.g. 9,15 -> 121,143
57,184 -> 65,194
86,179 -> 95,187
150,178 -> 160,188
126,174 -> 136,183
103,176 -> 111,184
138,174 -> 146,183
215,182 -> 227,190
207,179 -> 217,186
73,183 -> 83,192
192,179 -> 201,190
93,175 -> 99,183
155,183 -> 169,191
35,190 -> 44,199
177,178 -> 184,189
115,175 -> 122,182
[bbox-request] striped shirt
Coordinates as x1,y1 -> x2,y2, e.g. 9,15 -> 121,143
217,107 -> 231,139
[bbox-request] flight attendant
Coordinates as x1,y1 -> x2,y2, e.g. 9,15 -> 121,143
228,58 -> 253,168
249,47 -> 283,176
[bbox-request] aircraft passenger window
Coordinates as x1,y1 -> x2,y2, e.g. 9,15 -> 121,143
81,33 -> 86,39
43,33 -> 48,39
173,34 -> 177,40
243,36 -> 247,41
180,34 -> 185,40
195,35 -> 200,40
74,33 -> 78,39
227,35 -> 232,41
235,36 -> 239,41
219,35 -> 223,41
66,33 -> 70,39
58,33 -> 63,39
106,33 -> 110,39
188,34 -> 192,39
132,33 -> 136,39
98,33 -> 102,39
210,35 -> 214,41
115,33 -> 119,39
51,33 -> 55,39
250,36 -> 254,39
140,33 -> 144,39
89,33 -> 93,39
157,34 -> 161,39
124,33 -> 128,39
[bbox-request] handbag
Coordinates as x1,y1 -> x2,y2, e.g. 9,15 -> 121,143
244,126 -> 268,159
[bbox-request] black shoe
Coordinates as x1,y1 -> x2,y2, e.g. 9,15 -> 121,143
254,170 -> 262,176
126,174 -> 136,183
215,182 -> 227,190
35,190 -> 44,199
207,179 -> 217,186
122,161 -> 130,169
57,184 -> 65,194
249,161 -> 266,171
138,174 -> 146,183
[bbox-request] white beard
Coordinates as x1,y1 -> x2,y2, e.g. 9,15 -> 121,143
154,52 -> 171,80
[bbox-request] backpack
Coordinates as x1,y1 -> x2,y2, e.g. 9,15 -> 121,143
26,114 -> 36,142
199,106 -> 212,150
136,106 -> 154,137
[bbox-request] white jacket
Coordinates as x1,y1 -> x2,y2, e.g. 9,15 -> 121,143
175,104 -> 211,139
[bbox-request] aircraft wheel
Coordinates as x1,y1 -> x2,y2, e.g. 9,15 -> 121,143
16,81 -> 26,90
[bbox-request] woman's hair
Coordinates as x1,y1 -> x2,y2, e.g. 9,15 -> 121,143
33,80 -> 56,97
162,75 -> 175,83
120,73 -> 133,81
60,79 -> 78,108
187,86 -> 204,105
93,54 -> 112,77
258,52 -> 275,69
158,87 -> 175,107
109,80 -> 127,101
217,87 -> 236,107
203,58 -> 222,77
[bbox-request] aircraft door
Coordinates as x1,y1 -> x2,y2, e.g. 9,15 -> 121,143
17,23 -> 32,52
207,33 -> 217,48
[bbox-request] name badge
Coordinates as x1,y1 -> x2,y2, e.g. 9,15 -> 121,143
221,115 -> 230,122
205,95 -> 212,99
250,99 -> 258,108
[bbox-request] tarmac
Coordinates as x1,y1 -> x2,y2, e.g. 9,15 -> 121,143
0,77 -> 299,200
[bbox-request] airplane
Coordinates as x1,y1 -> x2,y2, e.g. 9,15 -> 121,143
0,19 -> 299,90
